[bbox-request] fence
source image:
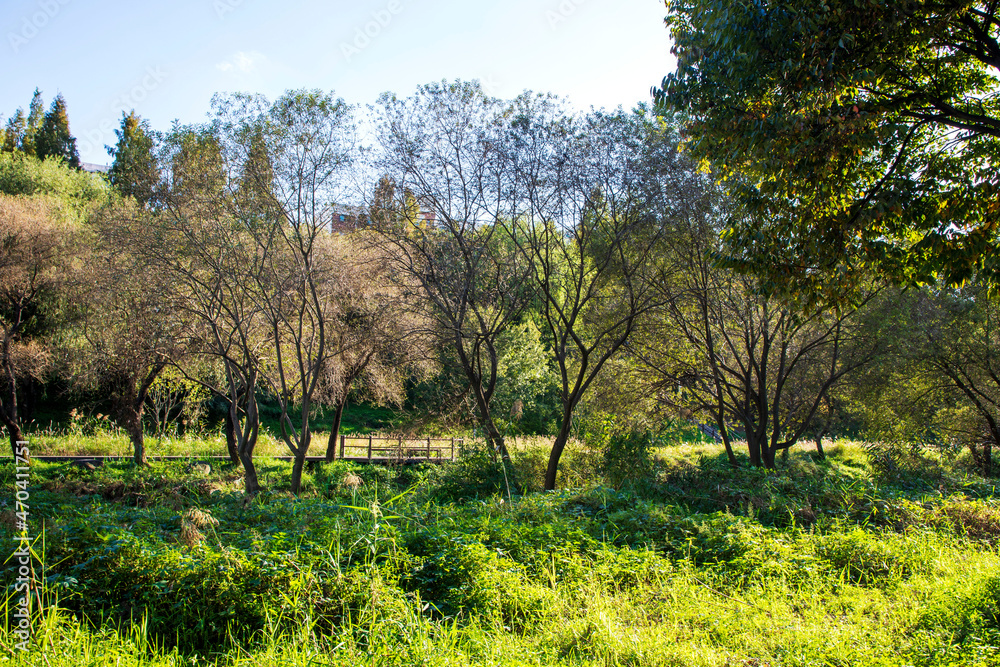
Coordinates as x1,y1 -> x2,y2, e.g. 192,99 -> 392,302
337,435 -> 460,463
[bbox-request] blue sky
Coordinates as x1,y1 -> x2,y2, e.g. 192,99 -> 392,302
1,0 -> 673,165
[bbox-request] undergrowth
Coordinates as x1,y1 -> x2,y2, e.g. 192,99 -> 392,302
1,440 -> 999,665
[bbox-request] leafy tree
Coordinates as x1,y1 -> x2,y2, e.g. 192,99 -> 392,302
0,196 -> 81,459
3,110 -> 26,153
107,111 -> 160,207
656,0 -> 1000,289
852,285 -> 1000,476
23,89 -> 45,157
35,94 -> 81,168
493,320 -> 561,437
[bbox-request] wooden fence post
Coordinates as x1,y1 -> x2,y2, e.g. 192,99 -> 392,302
427,437 -> 431,460
340,434 -> 345,460
367,435 -> 372,463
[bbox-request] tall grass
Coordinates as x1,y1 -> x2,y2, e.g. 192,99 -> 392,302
2,438 -> 1000,665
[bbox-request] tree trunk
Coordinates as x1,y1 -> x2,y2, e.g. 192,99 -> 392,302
3,415 -> 25,462
325,400 -> 346,463
240,448 -> 261,496
544,410 -> 574,491
814,434 -> 826,460
721,428 -> 738,467
123,407 -> 148,466
761,443 -> 777,470
290,449 -> 307,496
747,434 -> 763,468
2,348 -> 23,461
224,411 -> 240,466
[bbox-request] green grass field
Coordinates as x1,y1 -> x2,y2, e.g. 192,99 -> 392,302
1,433 -> 999,666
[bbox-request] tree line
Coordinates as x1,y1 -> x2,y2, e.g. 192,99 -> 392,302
1,79 -> 997,495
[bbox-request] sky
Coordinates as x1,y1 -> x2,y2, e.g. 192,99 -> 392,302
0,0 -> 675,166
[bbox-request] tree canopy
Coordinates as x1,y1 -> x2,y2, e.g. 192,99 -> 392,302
107,111 -> 159,207
35,94 -> 81,168
656,0 -> 1000,290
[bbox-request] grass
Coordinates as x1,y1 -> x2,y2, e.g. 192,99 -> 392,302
1,434 -> 999,665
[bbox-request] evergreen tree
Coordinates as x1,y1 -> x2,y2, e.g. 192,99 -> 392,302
107,111 -> 159,206
3,109 -> 27,153
23,89 -> 45,157
35,94 -> 80,169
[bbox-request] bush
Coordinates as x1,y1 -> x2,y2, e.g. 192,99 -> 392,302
404,530 -> 553,627
812,528 -> 919,587
0,153 -> 107,215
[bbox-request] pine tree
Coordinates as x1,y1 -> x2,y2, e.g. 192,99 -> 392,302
35,94 -> 80,168
2,109 -> 26,153
23,89 -> 44,157
107,111 -> 159,206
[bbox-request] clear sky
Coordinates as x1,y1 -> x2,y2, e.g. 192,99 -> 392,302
0,0 -> 674,165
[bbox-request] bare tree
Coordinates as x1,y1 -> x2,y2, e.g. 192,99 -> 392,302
211,90 -> 358,494
129,124 -> 270,493
504,106 -> 672,490
371,81 -> 536,468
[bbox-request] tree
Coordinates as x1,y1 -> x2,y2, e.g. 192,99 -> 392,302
209,89 -> 358,495
854,285 -> 1000,476
372,81 -> 537,471
76,199 -> 185,465
635,215 -> 887,469
132,124 -> 270,492
656,0 -> 1000,290
505,105 -> 673,490
35,94 -> 80,169
23,89 -> 45,157
318,237 -> 430,463
3,110 -> 26,153
0,196 -> 79,459
107,111 -> 160,207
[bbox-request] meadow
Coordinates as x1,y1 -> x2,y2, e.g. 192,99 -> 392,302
1,434 -> 999,666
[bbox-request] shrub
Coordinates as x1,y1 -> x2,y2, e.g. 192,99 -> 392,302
404,530 -> 553,627
813,529 -> 918,587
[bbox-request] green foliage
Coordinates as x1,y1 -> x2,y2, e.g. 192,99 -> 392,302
107,111 -> 159,206
493,320 -> 561,436
145,370 -> 210,438
2,109 -> 26,153
577,413 -> 657,489
0,152 -> 107,216
35,94 -> 80,169
4,440 -> 1000,665
658,0 -> 1000,289
813,528 -> 920,587
405,530 -> 554,626
23,88 -> 45,156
